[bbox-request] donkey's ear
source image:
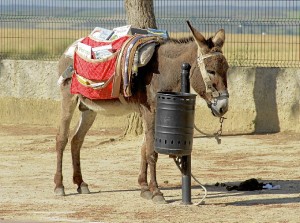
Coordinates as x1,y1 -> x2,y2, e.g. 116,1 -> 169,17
212,29 -> 225,48
186,20 -> 207,49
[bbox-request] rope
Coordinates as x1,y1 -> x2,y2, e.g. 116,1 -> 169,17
173,157 -> 207,206
171,117 -> 227,205
194,117 -> 226,144
194,124 -> 222,144
191,172 -> 207,206
194,124 -> 215,137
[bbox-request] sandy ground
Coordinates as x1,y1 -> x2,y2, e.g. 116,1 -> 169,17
0,124 -> 300,223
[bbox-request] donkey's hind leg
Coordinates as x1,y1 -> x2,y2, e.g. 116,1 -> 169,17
140,106 -> 166,203
71,107 -> 97,194
138,137 -> 153,200
145,132 -> 166,204
54,92 -> 77,196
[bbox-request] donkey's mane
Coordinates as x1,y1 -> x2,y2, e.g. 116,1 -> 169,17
164,36 -> 194,44
164,36 -> 215,48
159,36 -> 195,58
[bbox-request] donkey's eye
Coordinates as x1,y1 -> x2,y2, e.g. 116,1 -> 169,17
207,70 -> 216,75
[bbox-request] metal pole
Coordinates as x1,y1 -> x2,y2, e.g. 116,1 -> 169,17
181,63 -> 190,93
181,63 -> 192,205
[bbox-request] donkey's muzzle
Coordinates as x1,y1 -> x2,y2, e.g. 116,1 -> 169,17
209,91 -> 229,117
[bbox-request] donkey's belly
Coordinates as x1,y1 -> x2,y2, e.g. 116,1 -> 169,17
79,97 -> 139,116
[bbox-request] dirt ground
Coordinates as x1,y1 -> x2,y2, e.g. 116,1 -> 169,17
0,124 -> 300,223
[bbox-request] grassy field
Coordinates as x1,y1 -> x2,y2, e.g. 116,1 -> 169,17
0,28 -> 91,60
1,28 -> 299,67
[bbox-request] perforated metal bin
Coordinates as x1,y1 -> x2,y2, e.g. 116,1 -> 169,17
154,92 -> 196,156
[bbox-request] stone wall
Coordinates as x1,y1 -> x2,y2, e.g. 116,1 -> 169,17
1,59 -> 299,133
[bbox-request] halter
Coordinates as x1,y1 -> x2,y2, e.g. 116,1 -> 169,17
196,51 -> 229,99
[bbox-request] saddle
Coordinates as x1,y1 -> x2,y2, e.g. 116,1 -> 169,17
60,28 -> 166,100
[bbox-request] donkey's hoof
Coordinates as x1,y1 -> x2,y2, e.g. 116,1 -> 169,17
54,186 -> 65,196
152,194 -> 167,204
77,183 -> 90,194
140,190 -> 153,200
77,186 -> 90,194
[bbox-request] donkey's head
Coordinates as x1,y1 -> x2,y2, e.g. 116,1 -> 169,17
187,21 -> 229,117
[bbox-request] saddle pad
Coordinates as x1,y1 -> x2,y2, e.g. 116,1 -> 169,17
70,36 -> 130,100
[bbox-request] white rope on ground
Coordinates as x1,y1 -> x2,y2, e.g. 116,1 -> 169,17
191,172 -> 207,206
171,117 -> 226,205
173,157 -> 207,206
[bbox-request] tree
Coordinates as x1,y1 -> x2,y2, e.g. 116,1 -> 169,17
124,0 -> 157,29
123,0 -> 157,137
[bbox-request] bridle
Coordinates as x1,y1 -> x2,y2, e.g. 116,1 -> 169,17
193,50 -> 229,103
193,50 -> 229,139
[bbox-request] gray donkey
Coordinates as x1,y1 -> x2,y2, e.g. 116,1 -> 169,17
54,21 -> 229,203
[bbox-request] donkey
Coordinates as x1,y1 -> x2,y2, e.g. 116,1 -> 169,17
54,21 -> 229,203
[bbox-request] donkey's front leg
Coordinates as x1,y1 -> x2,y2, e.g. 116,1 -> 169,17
71,109 -> 97,194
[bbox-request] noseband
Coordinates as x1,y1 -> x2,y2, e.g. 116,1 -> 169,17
196,51 -> 229,100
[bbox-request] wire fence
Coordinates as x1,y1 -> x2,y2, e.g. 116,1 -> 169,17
0,0 -> 299,67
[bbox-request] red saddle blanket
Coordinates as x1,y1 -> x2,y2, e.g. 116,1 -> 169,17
70,36 -> 130,100
70,34 -> 162,100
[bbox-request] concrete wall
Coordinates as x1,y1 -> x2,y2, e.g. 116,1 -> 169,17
194,66 -> 300,134
1,59 -> 300,134
0,60 -> 128,131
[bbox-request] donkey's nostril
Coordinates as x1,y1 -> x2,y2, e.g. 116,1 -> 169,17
220,108 -> 223,114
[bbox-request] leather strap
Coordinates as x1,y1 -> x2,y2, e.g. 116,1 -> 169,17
197,52 -> 222,98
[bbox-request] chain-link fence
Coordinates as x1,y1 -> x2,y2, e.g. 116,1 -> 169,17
1,0 -> 299,67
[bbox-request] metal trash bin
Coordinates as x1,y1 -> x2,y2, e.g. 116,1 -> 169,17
154,92 -> 196,156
